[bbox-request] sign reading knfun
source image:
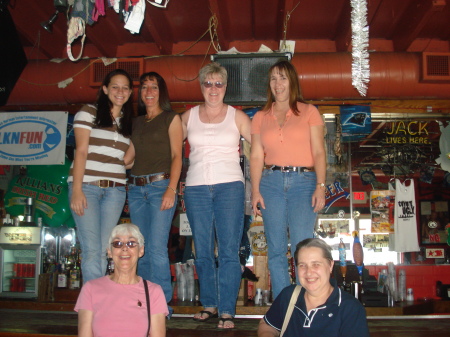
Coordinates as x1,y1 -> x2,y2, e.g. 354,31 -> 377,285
0,111 -> 68,165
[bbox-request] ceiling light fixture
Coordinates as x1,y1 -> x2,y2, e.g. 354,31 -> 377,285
40,3 -> 67,33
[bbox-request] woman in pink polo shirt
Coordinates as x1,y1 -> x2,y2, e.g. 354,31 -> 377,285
75,223 -> 168,337
250,60 -> 326,300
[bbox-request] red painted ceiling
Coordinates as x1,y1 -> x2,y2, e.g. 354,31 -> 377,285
7,0 -> 450,61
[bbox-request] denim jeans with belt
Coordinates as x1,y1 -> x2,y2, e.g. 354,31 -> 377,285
127,175 -> 177,303
184,181 -> 244,317
259,169 -> 317,299
68,183 -> 127,283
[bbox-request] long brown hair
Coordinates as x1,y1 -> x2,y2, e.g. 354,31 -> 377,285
262,60 -> 306,116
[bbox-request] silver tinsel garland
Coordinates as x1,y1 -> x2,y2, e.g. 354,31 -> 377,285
351,0 -> 370,96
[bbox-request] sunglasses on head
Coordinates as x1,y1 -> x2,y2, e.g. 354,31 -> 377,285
111,241 -> 138,249
202,81 -> 225,88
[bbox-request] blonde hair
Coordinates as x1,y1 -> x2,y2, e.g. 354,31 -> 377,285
198,62 -> 228,84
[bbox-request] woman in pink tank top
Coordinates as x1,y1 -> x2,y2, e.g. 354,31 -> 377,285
181,62 -> 251,329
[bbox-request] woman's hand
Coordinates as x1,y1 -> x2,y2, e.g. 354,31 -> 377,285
160,188 -> 176,211
312,186 -> 326,213
70,189 -> 88,216
250,133 -> 265,217
252,191 -> 265,217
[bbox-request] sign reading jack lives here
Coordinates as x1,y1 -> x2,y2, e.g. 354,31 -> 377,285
0,112 -> 68,165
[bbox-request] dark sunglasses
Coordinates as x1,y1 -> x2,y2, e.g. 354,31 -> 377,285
111,241 -> 138,249
202,81 -> 225,88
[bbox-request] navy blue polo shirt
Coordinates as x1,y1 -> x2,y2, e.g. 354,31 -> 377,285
264,279 -> 370,337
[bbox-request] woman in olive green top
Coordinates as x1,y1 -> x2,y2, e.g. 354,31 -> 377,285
127,72 -> 183,311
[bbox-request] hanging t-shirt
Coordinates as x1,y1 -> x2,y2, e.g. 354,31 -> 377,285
392,179 -> 420,252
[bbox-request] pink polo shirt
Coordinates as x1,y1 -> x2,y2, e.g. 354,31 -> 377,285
75,276 -> 168,337
251,102 -> 324,167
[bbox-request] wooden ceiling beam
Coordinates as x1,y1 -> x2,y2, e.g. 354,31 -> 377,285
392,0 -> 446,51
145,7 -> 173,55
334,0 -> 352,52
85,23 -> 118,57
335,0 -> 384,52
208,0 -> 229,51
277,0 -> 296,44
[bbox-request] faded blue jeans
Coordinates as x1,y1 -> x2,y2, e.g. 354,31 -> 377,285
184,181 -> 244,317
68,183 -> 126,283
127,175 -> 177,303
259,169 -> 317,299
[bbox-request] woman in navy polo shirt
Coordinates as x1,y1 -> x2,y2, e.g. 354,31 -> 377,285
258,238 -> 369,337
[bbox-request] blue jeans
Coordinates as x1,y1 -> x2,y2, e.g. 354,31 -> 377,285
184,181 -> 244,317
127,176 -> 176,303
68,183 -> 126,283
259,169 -> 317,299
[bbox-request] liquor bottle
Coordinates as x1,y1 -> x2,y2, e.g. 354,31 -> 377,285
57,263 -> 67,288
69,248 -> 81,289
69,263 -> 81,289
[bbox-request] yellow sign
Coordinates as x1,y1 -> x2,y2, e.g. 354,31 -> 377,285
385,121 -> 430,144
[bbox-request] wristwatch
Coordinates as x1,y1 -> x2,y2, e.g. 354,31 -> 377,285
317,182 -> 325,188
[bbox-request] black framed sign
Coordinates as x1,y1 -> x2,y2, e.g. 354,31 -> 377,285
420,200 -> 450,245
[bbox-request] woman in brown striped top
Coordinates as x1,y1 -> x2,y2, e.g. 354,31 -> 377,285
68,69 -> 134,283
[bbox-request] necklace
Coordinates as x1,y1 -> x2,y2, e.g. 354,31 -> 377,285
109,111 -> 120,144
273,105 -> 289,128
145,110 -> 162,123
205,104 -> 225,124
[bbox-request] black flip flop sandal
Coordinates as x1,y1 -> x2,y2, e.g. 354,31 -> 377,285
192,310 -> 218,322
217,317 -> 234,329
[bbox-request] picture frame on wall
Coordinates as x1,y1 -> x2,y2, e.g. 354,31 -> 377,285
420,200 -> 450,245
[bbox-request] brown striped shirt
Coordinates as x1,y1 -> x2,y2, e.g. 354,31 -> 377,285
67,104 -> 130,184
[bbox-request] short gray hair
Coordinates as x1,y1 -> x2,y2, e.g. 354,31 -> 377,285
294,238 -> 333,265
198,62 -> 227,84
109,223 -> 145,247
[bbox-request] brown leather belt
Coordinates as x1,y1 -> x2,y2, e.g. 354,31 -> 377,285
128,173 -> 170,186
263,165 -> 315,172
84,180 -> 126,188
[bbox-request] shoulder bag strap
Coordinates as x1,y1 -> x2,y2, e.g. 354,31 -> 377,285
143,279 -> 151,337
280,285 -> 302,337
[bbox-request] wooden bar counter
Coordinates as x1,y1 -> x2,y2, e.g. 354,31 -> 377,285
1,294 -> 449,337
0,289 -> 448,316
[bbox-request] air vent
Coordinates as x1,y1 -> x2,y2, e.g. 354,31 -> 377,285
212,53 -> 291,105
89,58 -> 144,86
421,52 -> 450,82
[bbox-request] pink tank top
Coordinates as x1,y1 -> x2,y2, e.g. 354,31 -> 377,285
186,105 -> 244,186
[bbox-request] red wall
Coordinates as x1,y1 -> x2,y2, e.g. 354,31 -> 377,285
366,265 -> 450,300
170,263 -> 450,301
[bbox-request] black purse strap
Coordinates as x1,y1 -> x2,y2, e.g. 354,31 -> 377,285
143,279 -> 151,337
